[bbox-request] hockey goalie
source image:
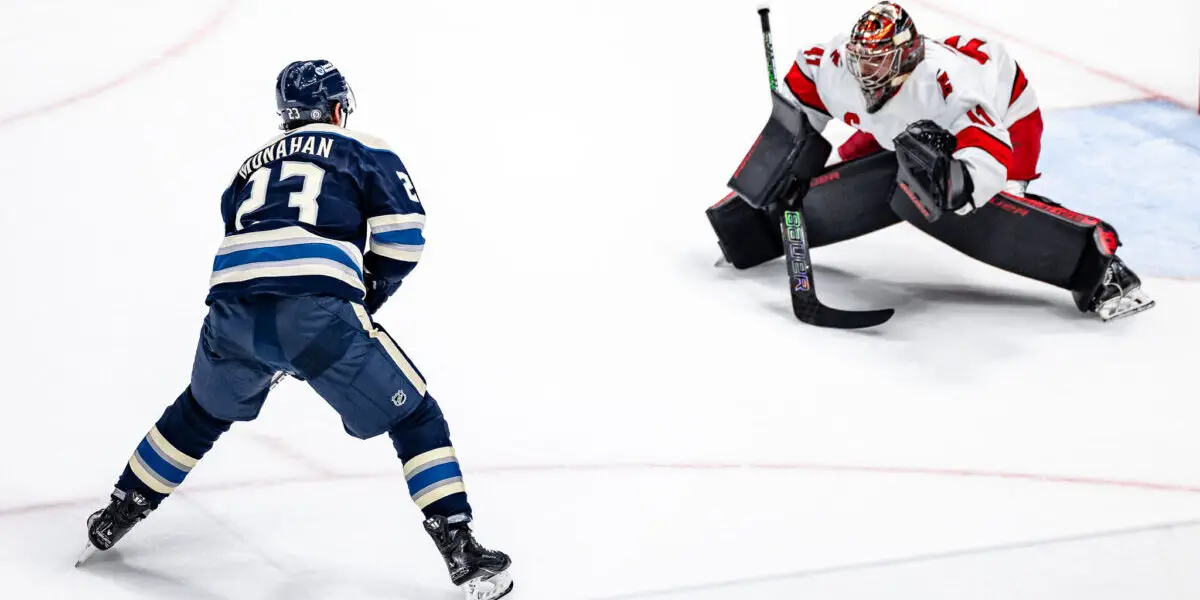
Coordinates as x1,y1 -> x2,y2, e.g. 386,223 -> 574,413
707,1 -> 1155,321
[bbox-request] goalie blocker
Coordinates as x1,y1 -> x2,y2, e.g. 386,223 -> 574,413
708,134 -> 1138,317
706,91 -> 831,268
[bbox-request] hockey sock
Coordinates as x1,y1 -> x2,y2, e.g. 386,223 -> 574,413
114,387 -> 232,506
389,395 -> 472,522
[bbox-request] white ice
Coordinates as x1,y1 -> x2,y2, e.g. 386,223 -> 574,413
0,1 -> 1198,599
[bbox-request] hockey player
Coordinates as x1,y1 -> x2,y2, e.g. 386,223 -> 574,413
708,2 -> 1155,321
78,61 -> 513,600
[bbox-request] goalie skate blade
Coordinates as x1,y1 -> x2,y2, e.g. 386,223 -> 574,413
1098,293 -> 1156,322
462,569 -> 513,600
75,542 -> 97,568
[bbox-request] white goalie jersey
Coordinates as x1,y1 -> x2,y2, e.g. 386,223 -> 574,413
780,34 -> 1041,208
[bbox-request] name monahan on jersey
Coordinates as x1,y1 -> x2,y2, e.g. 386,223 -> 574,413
207,124 -> 425,304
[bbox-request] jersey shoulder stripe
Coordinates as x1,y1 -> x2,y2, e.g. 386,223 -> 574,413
956,125 -> 1013,170
785,62 -> 830,116
296,124 -> 396,154
1009,63 -> 1030,107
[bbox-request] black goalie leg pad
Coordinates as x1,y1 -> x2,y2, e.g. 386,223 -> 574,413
706,192 -> 783,269
1067,217 -> 1121,312
800,151 -> 904,247
709,143 -> 905,268
889,185 -> 1122,299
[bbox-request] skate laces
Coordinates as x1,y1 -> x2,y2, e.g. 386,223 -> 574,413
109,493 -> 152,528
1103,266 -> 1124,299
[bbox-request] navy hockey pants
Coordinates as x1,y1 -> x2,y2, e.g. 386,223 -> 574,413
192,295 -> 427,438
114,294 -> 471,518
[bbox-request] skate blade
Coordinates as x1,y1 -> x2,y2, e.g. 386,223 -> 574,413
75,542 -> 98,568
461,569 -> 513,600
1097,290 -> 1156,322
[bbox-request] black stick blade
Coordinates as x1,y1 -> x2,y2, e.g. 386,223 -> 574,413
781,208 -> 894,329
802,299 -> 895,329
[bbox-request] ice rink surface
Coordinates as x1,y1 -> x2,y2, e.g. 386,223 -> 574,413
1,1 -> 1198,598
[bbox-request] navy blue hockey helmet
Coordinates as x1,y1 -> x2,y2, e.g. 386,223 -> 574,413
275,60 -> 356,130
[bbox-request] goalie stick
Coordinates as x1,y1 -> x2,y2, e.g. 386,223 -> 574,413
757,5 -> 894,329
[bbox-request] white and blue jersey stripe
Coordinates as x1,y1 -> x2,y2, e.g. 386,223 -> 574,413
206,124 -> 425,304
368,214 -> 425,263
210,226 -> 365,293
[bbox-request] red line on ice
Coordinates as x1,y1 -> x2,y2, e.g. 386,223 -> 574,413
0,0 -> 238,129
905,0 -> 1196,111
4,461 -> 1199,518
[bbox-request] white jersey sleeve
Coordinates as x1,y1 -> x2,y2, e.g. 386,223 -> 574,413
938,35 -> 1038,126
946,95 -> 1012,210
779,43 -> 835,132
923,41 -> 1015,209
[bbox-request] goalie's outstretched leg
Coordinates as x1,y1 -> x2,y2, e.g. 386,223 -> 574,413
889,187 -> 1157,322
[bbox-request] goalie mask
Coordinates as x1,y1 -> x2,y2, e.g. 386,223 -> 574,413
846,2 -> 925,114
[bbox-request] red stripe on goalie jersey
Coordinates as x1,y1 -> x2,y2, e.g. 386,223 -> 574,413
785,62 -> 830,117
1007,108 -> 1043,181
956,126 -> 1012,171
1010,63 -> 1030,107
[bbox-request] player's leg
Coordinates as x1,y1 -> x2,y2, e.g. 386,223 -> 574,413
81,299 -> 275,559
888,177 -> 1154,320
281,296 -> 511,599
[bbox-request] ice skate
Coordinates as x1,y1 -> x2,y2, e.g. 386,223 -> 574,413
1082,256 -> 1156,321
424,515 -> 513,600
75,490 -> 154,567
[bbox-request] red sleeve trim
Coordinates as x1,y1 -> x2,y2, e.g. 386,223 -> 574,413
1010,63 -> 1030,107
784,62 -> 830,117
837,130 -> 883,161
1006,108 -> 1043,181
956,126 -> 1012,170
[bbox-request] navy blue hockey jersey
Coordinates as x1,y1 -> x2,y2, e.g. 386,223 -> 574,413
206,124 -> 425,304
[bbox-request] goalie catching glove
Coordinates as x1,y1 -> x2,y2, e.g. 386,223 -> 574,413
893,120 -> 978,222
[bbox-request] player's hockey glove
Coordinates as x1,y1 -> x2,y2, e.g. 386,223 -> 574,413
363,274 -> 402,315
893,120 -> 974,222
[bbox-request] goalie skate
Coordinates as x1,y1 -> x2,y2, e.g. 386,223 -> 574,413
1091,257 -> 1156,322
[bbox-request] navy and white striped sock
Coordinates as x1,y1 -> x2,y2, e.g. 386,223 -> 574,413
114,388 -> 231,506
